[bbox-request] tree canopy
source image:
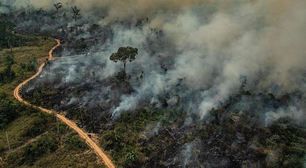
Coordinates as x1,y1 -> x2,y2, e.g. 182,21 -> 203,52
0,20 -> 18,49
110,46 -> 138,78
110,46 -> 138,64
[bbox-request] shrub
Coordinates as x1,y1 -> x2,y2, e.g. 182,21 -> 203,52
0,92 -> 19,128
64,132 -> 88,151
21,134 -> 58,165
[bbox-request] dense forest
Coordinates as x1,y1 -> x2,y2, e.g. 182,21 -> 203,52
0,19 -> 21,50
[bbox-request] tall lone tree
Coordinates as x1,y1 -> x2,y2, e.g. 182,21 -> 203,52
54,2 -> 63,13
110,46 -> 138,78
71,6 -> 81,21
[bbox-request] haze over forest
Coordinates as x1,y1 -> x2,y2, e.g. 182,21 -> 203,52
1,0 -> 306,167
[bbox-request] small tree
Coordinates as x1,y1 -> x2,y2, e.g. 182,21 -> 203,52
4,51 -> 14,66
54,2 -> 63,14
110,46 -> 138,78
71,6 -> 81,21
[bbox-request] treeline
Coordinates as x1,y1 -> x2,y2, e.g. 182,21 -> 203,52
0,51 -> 36,84
0,91 -> 43,129
0,18 -> 23,50
0,92 -> 19,128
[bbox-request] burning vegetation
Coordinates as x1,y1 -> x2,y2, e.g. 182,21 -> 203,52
1,0 -> 306,167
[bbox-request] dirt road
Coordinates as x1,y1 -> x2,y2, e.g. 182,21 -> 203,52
13,39 -> 115,168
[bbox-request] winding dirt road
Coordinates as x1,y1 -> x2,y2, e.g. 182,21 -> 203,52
13,39 -> 115,168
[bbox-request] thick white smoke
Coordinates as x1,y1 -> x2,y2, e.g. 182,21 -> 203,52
10,0 -> 306,121
112,0 -> 306,119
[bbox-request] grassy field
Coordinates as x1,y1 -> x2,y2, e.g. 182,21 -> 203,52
0,35 -> 105,168
0,35 -> 56,97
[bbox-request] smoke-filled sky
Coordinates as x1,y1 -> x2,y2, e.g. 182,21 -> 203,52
4,0 -> 306,123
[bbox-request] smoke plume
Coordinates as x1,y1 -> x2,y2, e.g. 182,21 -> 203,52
2,0 -> 306,123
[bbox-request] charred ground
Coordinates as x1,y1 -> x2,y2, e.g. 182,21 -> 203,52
21,76 -> 306,167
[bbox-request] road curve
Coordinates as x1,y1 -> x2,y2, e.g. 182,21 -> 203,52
13,39 -> 115,168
